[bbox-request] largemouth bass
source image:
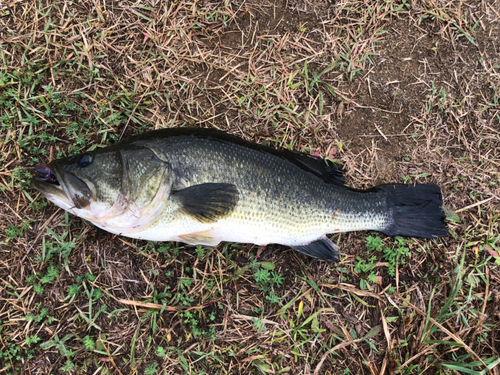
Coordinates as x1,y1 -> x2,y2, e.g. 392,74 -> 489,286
32,127 -> 447,262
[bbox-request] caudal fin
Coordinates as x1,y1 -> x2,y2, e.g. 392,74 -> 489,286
379,184 -> 448,238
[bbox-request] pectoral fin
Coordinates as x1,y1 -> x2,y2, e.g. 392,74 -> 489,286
173,183 -> 239,223
291,238 -> 339,263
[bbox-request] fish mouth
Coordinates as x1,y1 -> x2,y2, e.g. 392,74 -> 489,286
35,165 -> 60,185
32,167 -> 72,210
32,164 -> 93,209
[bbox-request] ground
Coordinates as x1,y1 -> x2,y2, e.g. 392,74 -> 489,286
0,0 -> 499,374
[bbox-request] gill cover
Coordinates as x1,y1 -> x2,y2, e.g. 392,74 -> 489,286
35,145 -> 175,233
120,147 -> 175,216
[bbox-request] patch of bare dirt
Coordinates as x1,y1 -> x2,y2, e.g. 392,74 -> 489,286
1,0 -> 499,373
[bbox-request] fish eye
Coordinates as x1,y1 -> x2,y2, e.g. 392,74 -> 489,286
77,154 -> 93,167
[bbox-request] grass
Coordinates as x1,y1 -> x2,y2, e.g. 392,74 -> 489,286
1,0 -> 499,374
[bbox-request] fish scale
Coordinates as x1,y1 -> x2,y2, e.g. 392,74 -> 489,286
32,127 -> 448,263
153,137 -> 365,241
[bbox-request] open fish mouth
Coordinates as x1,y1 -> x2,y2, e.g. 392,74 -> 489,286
35,165 -> 60,185
33,163 -> 94,209
31,166 -> 72,210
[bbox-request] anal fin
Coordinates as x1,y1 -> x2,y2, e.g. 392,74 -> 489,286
291,238 -> 339,263
178,230 -> 219,246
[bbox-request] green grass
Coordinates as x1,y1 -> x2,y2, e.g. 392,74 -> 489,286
0,0 -> 499,374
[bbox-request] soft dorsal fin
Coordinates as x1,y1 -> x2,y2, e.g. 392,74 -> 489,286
280,150 -> 345,185
173,183 -> 239,223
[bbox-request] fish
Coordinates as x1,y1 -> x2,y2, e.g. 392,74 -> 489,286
31,127 -> 448,263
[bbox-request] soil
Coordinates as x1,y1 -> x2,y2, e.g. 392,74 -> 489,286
0,0 -> 499,374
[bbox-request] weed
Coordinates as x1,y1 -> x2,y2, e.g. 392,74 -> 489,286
9,167 -> 32,190
60,360 -> 75,372
248,259 -> 285,306
195,245 -> 206,258
156,346 -> 166,358
40,334 -> 75,359
365,235 -> 411,277
25,336 -> 42,346
82,336 -> 95,351
366,235 -> 384,252
383,237 -> 411,277
25,307 -> 51,324
144,362 -> 159,375
4,220 -> 31,239
354,255 -> 377,286
252,317 -> 266,333
1,0 -> 499,373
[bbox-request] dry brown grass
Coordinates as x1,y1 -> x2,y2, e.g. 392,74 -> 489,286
1,0 -> 499,374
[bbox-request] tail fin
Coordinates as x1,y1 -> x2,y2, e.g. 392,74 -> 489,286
379,184 -> 448,238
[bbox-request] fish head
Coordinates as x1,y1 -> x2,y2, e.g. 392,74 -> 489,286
32,145 -> 173,230
32,148 -> 127,219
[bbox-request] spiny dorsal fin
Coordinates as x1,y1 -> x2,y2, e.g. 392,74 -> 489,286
173,183 -> 239,223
